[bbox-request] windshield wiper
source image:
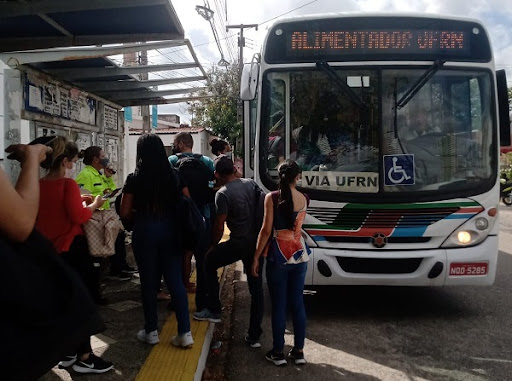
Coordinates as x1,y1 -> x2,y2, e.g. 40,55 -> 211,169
395,59 -> 445,110
316,61 -> 368,109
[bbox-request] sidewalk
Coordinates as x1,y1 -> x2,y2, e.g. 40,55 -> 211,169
39,231 -> 230,381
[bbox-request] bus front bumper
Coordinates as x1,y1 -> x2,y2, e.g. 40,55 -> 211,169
306,236 -> 498,286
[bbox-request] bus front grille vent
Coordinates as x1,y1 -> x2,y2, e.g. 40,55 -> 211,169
336,257 -> 423,274
308,206 -> 459,229
324,236 -> 431,244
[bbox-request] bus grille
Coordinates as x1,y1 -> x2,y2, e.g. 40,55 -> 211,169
324,236 -> 431,244
336,257 -> 423,274
308,206 -> 460,229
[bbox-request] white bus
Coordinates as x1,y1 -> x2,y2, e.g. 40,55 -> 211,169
240,14 -> 511,286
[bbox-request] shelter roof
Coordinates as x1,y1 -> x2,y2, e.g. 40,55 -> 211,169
0,2 -> 207,107
129,127 -> 206,135
0,0 -> 184,52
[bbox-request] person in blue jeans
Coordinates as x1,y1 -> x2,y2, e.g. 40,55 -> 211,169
252,160 -> 310,366
194,155 -> 264,348
120,134 -> 193,348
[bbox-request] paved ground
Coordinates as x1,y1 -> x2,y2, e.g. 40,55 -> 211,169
39,250 -> 180,381
224,205 -> 512,381
38,205 -> 512,381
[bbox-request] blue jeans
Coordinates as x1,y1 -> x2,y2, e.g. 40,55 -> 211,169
266,261 -> 307,352
132,217 -> 190,334
204,238 -> 264,340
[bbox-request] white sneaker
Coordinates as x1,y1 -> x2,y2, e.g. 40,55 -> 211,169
171,331 -> 194,348
137,329 -> 159,345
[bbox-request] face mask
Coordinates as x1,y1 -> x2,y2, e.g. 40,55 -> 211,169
224,151 -> 233,160
65,162 -> 77,179
100,158 -> 110,168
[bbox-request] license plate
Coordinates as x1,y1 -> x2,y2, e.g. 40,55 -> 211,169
449,262 -> 488,276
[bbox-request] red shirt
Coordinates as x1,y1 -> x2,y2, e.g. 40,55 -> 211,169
36,178 -> 93,253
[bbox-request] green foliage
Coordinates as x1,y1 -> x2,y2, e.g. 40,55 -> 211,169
509,86 -> 512,111
500,152 -> 512,179
188,64 -> 241,147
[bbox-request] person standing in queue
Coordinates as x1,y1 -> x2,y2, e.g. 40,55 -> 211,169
194,155 -> 264,349
252,160 -> 310,366
36,136 -> 114,374
76,146 -> 136,281
121,134 -> 193,348
169,132 -> 214,311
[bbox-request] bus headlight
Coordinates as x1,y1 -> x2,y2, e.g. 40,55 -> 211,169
457,231 -> 472,244
442,211 -> 495,248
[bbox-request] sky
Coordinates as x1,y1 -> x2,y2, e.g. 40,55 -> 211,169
163,0 -> 512,123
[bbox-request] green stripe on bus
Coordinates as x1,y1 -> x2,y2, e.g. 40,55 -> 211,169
343,201 -> 479,209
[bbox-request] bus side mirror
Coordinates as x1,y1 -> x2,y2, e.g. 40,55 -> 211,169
497,69 -> 511,146
240,59 -> 259,101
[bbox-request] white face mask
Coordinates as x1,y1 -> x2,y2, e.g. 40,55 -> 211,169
224,151 -> 233,160
65,162 -> 77,179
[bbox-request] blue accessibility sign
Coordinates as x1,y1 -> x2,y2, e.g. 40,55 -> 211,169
383,154 -> 415,186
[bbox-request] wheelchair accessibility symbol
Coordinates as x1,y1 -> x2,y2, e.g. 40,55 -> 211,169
383,154 -> 415,186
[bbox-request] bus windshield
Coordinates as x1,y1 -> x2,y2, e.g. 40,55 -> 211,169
261,67 -> 495,198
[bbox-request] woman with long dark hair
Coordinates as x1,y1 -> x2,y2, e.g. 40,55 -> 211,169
210,138 -> 231,157
120,134 -> 193,347
251,159 -> 310,366
36,136 -> 113,373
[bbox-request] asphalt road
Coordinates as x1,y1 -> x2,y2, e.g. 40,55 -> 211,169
226,205 -> 512,381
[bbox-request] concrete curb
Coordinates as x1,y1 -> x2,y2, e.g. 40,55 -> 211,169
193,266 -> 228,380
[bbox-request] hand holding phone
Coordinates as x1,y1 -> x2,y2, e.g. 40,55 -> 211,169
5,144 -> 51,164
103,188 -> 122,199
6,136 -> 56,161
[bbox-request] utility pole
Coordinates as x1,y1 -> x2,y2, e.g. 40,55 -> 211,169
139,47 -> 151,132
226,24 -> 258,72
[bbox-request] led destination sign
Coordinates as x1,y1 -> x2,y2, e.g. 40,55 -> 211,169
265,17 -> 492,63
289,30 -> 467,53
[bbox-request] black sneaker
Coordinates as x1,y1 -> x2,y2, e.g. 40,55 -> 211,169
58,354 -> 77,368
245,334 -> 261,348
288,348 -> 306,365
72,353 -> 113,374
106,271 -> 131,281
265,350 -> 287,366
121,264 -> 138,274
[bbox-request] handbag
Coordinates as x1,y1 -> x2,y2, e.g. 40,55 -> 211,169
0,230 -> 105,380
83,209 -> 123,257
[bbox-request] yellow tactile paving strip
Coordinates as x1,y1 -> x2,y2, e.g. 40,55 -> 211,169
134,292 -> 209,381
135,229 -> 230,381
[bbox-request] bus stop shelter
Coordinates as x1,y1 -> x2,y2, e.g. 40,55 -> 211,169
0,0 -> 207,182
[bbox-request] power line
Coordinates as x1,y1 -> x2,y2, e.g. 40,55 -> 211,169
257,0 -> 319,27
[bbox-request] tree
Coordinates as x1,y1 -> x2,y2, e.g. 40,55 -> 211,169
188,64 -> 241,149
508,86 -> 512,112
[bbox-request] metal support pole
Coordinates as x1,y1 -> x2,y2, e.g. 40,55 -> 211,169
139,48 -> 151,132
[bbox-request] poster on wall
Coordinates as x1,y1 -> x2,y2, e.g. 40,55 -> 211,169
24,73 -> 96,126
104,104 -> 118,130
75,132 -> 93,175
106,137 -> 119,172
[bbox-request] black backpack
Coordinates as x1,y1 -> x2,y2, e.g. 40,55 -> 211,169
175,153 -> 213,207
178,195 -> 207,252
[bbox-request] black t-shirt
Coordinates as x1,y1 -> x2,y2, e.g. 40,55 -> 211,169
123,167 -> 184,217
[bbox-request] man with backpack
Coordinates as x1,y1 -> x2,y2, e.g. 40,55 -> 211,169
193,155 -> 264,349
169,132 -> 214,312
